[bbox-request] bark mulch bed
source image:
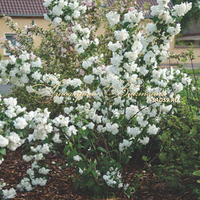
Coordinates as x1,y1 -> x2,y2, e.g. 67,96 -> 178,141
0,147 -> 198,200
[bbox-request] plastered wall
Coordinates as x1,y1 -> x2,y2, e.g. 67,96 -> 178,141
0,17 -> 49,59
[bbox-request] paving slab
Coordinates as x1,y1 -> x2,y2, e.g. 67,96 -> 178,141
0,84 -> 14,95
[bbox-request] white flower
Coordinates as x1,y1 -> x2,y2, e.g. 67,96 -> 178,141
52,133 -> 62,143
172,82 -> 183,93
2,188 -> 16,199
14,117 -> 28,129
3,97 -> 17,107
19,51 -> 29,62
157,0 -> 170,7
72,10 -> 80,19
147,124 -> 159,135
127,127 -> 141,137
83,74 -> 95,84
114,29 -> 129,41
0,180 -> 6,189
43,0 -> 52,7
24,111 -> 35,121
87,122 -> 95,129
38,167 -> 50,175
65,15 -> 71,21
53,96 -> 64,104
182,75 -> 192,85
31,71 -> 42,81
21,63 -> 31,74
7,132 -> 21,147
108,41 -> 122,52
44,13 -> 50,20
38,178 -> 47,186
79,168 -> 83,174
173,2 -> 192,17
0,135 -> 9,147
66,125 -> 77,136
106,11 -> 120,27
35,153 -> 44,161
124,51 -> 137,62
145,23 -> 157,35
139,137 -> 149,145
167,24 -> 181,35
139,66 -> 149,76
9,55 -> 16,64
111,53 -> 123,67
160,104 -> 172,113
68,33 -> 77,43
20,74 -> 29,83
78,5 -> 87,12
27,168 -> 34,177
94,38 -> 99,45
137,116 -> 148,127
8,132 -> 21,143
106,123 -> 119,135
69,1 -> 79,9
53,17 -> 62,26
126,105 -> 139,119
23,155 -> 33,162
15,105 -> 26,115
52,5 -> 63,16
32,177 -> 47,186
119,139 -> 132,152
0,157 -> 4,165
31,57 -> 42,68
40,144 -> 50,154
73,155 -> 81,161
64,106 -> 73,114
5,108 -> 17,119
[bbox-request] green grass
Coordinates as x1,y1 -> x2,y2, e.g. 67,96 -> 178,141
182,68 -> 200,75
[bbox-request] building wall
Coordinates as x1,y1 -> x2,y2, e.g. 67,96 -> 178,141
187,21 -> 200,35
1,17 -> 200,65
97,24 -> 200,65
0,16 -> 49,59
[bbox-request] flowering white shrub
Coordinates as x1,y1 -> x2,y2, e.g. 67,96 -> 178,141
0,0 -> 194,198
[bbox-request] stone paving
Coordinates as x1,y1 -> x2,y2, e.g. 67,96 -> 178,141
0,84 -> 13,95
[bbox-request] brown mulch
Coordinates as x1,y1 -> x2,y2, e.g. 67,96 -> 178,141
0,147 -> 197,200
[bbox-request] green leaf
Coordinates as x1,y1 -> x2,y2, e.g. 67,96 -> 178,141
153,16 -> 158,23
120,118 -> 129,126
16,58 -> 22,65
142,155 -> 149,162
74,180 -> 80,190
77,160 -> 85,169
178,64 -> 183,68
84,141 -> 90,149
181,58 -> 187,62
97,147 -> 107,153
70,150 -> 78,157
64,145 -> 68,155
0,148 -> 6,155
74,116 -> 81,125
92,170 -> 98,178
83,119 -> 89,124
193,171 -> 200,176
88,178 -> 95,188
82,135 -> 88,140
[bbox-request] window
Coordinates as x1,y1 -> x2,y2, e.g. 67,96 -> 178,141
4,33 -> 20,56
